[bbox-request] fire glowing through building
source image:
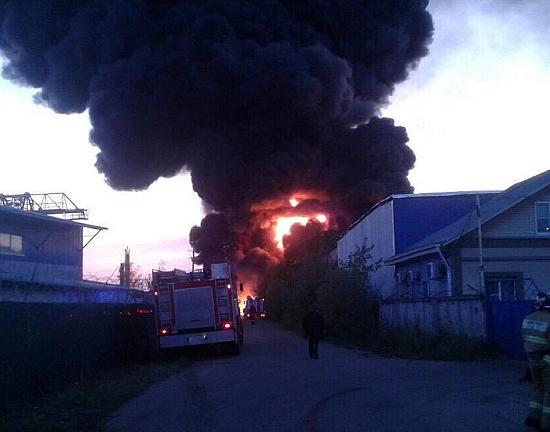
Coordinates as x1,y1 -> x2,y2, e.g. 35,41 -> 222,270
0,1 -> 434,294
275,216 -> 310,248
273,199 -> 329,249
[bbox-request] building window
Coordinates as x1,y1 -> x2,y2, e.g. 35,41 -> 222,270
486,274 -> 523,301
0,233 -> 23,255
536,202 -> 550,234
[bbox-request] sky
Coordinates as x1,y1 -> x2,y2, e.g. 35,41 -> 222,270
384,0 -> 549,191
0,0 -> 548,280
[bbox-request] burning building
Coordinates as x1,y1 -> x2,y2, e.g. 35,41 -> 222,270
0,0 -> 434,288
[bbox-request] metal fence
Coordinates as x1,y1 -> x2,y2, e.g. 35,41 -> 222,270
0,301 -> 156,411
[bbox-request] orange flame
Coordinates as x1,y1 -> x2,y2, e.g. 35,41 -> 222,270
274,214 -> 328,249
274,216 -> 309,248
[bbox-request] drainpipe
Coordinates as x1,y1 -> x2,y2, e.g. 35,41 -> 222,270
476,194 -> 485,295
437,245 -> 452,296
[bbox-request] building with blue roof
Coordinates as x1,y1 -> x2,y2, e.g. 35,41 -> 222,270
0,203 -> 107,285
0,195 -> 151,304
337,190 -> 500,298
338,169 -> 550,358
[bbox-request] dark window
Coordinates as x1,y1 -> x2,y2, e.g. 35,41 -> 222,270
486,274 -> 524,301
536,202 -> 550,234
0,233 -> 23,255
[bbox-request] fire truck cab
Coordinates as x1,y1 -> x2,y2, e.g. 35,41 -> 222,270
152,262 -> 243,354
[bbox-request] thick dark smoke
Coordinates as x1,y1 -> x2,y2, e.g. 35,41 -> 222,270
0,1 -> 433,274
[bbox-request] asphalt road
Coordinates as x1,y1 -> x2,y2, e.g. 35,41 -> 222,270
107,320 -> 531,432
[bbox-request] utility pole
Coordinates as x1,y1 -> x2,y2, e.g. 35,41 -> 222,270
189,237 -> 197,275
119,247 -> 131,287
476,194 -> 485,294
124,247 -> 131,288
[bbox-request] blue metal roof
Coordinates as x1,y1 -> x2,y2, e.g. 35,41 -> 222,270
392,192 -> 499,253
388,169 -> 550,263
344,191 -> 500,238
0,205 -> 106,230
0,275 -> 151,304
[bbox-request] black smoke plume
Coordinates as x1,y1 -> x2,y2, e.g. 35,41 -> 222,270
0,1 -> 433,275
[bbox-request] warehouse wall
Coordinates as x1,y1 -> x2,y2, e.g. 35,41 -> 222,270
337,200 -> 395,297
0,210 -> 83,283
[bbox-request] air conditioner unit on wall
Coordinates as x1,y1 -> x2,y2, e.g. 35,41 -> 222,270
406,270 -> 422,284
427,262 -> 444,280
395,272 -> 403,284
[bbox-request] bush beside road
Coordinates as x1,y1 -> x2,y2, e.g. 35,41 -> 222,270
331,325 -> 499,361
260,244 -> 498,362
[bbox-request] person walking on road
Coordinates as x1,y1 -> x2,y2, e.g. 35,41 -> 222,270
303,306 -> 324,359
522,292 -> 550,431
249,303 -> 256,325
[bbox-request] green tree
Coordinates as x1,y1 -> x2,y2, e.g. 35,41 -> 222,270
259,240 -> 378,339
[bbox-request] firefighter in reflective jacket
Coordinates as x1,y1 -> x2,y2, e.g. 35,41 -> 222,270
523,292 -> 550,430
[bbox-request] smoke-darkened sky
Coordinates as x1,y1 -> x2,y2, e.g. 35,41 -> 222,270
0,0 -> 435,269
0,0 -> 548,277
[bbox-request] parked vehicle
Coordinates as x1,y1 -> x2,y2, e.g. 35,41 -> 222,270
243,296 -> 267,319
152,262 -> 243,354
255,297 -> 267,318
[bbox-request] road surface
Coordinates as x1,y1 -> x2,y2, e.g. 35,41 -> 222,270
107,320 -> 530,432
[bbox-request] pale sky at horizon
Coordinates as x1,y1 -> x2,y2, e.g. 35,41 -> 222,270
1,0 -> 548,280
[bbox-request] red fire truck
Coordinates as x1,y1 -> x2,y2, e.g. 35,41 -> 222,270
152,262 -> 243,354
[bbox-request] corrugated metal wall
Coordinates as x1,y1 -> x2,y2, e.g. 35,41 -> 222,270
336,194 -> 497,298
380,297 -> 485,340
0,211 -> 83,282
337,200 -> 395,297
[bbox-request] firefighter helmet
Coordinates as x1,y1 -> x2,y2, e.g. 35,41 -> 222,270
535,292 -> 550,311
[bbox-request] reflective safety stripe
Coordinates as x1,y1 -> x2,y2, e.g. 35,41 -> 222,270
543,406 -> 550,415
525,335 -> 550,345
524,319 -> 549,332
531,401 -> 543,410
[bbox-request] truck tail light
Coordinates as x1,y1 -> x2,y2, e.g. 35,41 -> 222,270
160,326 -> 171,335
223,322 -> 232,329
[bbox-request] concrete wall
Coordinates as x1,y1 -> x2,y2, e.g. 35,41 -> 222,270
337,200 -> 395,297
381,296 -> 486,339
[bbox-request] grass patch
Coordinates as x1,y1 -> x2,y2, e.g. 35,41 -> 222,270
0,355 -> 189,432
330,326 -> 499,361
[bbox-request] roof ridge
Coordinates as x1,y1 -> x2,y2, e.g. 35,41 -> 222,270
390,169 -> 550,262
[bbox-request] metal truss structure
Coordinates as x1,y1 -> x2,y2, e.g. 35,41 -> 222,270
0,192 -> 88,220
